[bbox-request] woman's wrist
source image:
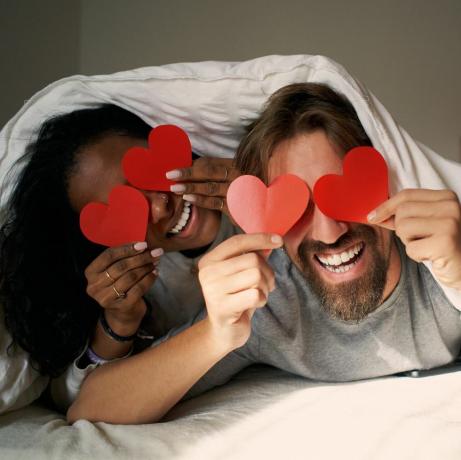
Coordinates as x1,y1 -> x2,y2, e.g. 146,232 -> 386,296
201,318 -> 241,357
103,309 -> 144,337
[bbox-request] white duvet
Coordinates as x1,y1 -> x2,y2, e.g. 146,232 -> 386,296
1,365 -> 461,460
1,55 -> 461,458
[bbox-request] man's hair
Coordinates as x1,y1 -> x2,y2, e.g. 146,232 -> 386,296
234,83 -> 372,182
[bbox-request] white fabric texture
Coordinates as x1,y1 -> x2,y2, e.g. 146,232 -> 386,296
1,365 -> 461,460
0,54 -> 460,419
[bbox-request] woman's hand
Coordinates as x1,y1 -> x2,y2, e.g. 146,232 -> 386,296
368,189 -> 461,291
84,242 -> 163,334
198,233 -> 283,351
166,157 -> 240,217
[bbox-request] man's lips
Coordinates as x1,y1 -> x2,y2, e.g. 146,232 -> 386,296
314,242 -> 365,274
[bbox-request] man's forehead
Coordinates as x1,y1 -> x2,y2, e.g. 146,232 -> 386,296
267,132 -> 344,183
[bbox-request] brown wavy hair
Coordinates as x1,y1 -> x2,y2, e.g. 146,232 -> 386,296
234,83 -> 372,182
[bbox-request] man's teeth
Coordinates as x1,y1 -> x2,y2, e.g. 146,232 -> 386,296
317,243 -> 363,273
168,202 -> 191,234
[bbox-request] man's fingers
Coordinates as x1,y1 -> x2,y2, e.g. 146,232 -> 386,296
203,252 -> 274,282
368,189 -> 458,224
199,233 -> 283,266
223,288 -> 269,314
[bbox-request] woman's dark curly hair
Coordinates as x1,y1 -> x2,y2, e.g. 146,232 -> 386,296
0,104 -> 151,377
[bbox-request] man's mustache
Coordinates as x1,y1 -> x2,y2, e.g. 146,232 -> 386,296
297,225 -> 377,258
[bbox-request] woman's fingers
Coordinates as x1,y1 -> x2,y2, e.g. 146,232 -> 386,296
171,181 -> 229,197
183,194 -> 229,214
85,242 -> 149,277
167,157 -> 238,182
105,249 -> 162,283
98,265 -> 158,308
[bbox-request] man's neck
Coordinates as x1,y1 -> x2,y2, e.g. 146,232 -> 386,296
381,237 -> 402,303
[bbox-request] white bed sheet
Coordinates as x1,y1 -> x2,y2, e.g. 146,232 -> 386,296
1,365 -> 461,460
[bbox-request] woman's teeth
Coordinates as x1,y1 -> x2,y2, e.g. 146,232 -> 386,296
168,202 -> 192,235
317,243 -> 364,273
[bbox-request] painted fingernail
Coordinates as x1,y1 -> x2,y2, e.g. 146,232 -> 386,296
170,184 -> 186,192
151,248 -> 164,257
183,194 -> 197,202
271,234 -> 283,245
367,210 -> 376,222
166,170 -> 181,179
134,242 -> 148,251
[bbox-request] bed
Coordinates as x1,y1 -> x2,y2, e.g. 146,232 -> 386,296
1,364 -> 461,459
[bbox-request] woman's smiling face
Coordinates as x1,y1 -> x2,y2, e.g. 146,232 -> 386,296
67,133 -> 222,252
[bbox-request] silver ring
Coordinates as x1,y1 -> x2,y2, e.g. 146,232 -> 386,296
112,285 -> 126,299
105,270 -> 115,283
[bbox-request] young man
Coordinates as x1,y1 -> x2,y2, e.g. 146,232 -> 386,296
190,82 -> 461,393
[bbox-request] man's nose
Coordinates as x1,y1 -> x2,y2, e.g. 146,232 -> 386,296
309,206 -> 348,245
146,192 -> 173,224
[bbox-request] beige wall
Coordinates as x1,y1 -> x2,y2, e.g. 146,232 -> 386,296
2,0 -> 460,161
0,0 -> 81,128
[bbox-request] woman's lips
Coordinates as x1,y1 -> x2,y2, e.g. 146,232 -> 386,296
171,203 -> 198,239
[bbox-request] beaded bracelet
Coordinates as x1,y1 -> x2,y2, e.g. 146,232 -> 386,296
99,311 -> 138,342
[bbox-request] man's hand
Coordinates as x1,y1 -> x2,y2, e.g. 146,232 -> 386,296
368,189 -> 461,291
198,233 -> 283,351
166,157 -> 240,217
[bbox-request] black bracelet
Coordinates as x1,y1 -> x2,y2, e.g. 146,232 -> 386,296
99,312 -> 138,342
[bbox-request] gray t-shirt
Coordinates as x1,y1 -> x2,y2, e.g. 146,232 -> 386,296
188,239 -> 461,397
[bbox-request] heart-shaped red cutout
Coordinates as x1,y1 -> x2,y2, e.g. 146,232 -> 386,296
313,146 -> 388,223
227,174 -> 310,235
80,185 -> 149,247
122,125 -> 192,191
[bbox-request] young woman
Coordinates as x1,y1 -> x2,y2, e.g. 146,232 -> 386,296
0,104 -> 280,420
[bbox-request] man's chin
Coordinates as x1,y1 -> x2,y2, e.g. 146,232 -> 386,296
301,260 -> 387,322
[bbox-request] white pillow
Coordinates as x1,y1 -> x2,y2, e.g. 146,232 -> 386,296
1,54 -> 460,306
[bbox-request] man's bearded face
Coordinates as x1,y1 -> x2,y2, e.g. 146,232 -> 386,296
296,224 -> 390,321
268,131 -> 399,321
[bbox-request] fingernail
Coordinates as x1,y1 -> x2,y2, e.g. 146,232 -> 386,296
151,248 -> 164,257
183,194 -> 197,202
134,242 -> 148,251
153,268 -> 159,276
166,170 -> 181,179
367,210 -> 376,222
170,184 -> 186,192
271,234 -> 283,245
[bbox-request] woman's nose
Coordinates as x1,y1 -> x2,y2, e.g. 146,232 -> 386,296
309,207 -> 348,244
147,192 -> 173,224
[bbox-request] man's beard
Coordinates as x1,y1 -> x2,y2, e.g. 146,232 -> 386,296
297,225 -> 390,322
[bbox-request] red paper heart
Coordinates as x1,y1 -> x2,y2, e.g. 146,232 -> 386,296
122,125 -> 192,191
227,174 -> 310,235
313,146 -> 388,223
80,185 -> 149,247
